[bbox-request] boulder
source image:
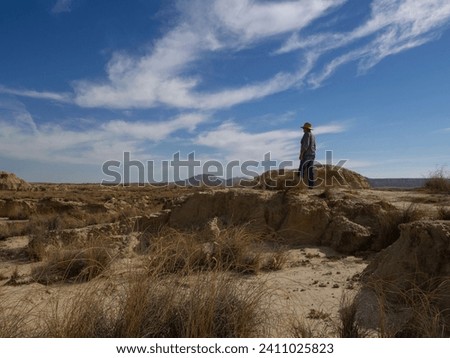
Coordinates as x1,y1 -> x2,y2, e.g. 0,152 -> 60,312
322,215 -> 371,254
356,220 -> 450,336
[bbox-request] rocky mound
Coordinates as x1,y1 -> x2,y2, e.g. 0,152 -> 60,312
163,189 -> 330,245
0,171 -> 31,191
356,220 -> 450,336
156,188 -> 395,251
251,165 -> 370,190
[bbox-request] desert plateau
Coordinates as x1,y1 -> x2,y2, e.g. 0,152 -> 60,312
1,168 -> 449,338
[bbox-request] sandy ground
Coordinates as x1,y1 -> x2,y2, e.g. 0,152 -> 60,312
0,240 -> 367,337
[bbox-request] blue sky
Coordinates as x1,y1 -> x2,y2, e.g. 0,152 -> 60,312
0,0 -> 449,182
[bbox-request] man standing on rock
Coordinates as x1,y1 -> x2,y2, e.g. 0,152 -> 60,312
298,122 -> 316,189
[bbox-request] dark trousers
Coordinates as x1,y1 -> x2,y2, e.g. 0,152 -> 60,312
298,158 -> 315,188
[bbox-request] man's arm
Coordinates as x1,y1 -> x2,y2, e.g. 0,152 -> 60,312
299,133 -> 310,160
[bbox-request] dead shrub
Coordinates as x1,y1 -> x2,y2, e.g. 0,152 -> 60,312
114,274 -> 268,338
288,316 -> 315,338
177,274 -> 267,337
144,226 -> 282,276
360,276 -> 450,338
42,273 -> 268,338
261,248 -> 289,272
31,241 -> 113,284
144,229 -> 209,276
0,292 -> 37,338
424,167 -> 450,193
41,288 -> 115,338
208,226 -> 262,274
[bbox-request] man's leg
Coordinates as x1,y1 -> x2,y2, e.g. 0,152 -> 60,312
297,160 -> 304,179
307,159 -> 315,188
299,160 -> 309,185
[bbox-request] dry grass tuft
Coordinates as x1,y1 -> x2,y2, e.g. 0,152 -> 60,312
337,294 -> 368,338
143,228 -> 209,276
31,239 -> 113,284
144,225 -> 286,276
288,317 -> 315,338
41,288 -> 115,338
40,273 -> 268,338
376,203 -> 424,250
0,291 -> 39,337
361,276 -> 450,338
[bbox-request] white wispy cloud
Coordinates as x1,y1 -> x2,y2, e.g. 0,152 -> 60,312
100,113 -> 207,141
73,0 -> 343,110
51,0 -> 73,14
5,0 -> 450,111
279,0 -> 450,86
210,0 -> 345,44
195,121 -> 346,162
0,86 -> 72,103
0,108 -> 208,164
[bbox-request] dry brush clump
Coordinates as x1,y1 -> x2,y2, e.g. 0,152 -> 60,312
31,237 -> 114,284
336,294 -> 369,338
424,167 -> 450,194
355,276 -> 450,338
38,273 -> 269,338
0,292 -> 38,338
142,225 -> 288,276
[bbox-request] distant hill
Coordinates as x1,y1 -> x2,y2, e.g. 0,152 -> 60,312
367,178 -> 427,189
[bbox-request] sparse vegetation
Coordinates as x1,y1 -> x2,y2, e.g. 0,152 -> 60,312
363,277 -> 450,338
31,238 -> 114,284
337,294 -> 368,338
376,203 -> 424,250
31,273 -> 269,338
436,206 -> 450,220
1,171 -> 450,338
288,315 -> 315,338
143,225 -> 287,276
424,167 -> 450,193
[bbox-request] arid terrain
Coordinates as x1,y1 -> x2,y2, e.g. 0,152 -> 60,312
0,169 -> 449,338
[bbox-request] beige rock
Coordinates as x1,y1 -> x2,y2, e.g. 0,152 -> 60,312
0,171 -> 31,191
0,199 -> 35,219
164,189 -> 331,245
357,220 -> 450,336
322,215 -> 371,254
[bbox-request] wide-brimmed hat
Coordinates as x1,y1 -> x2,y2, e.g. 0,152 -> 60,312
301,122 -> 312,130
